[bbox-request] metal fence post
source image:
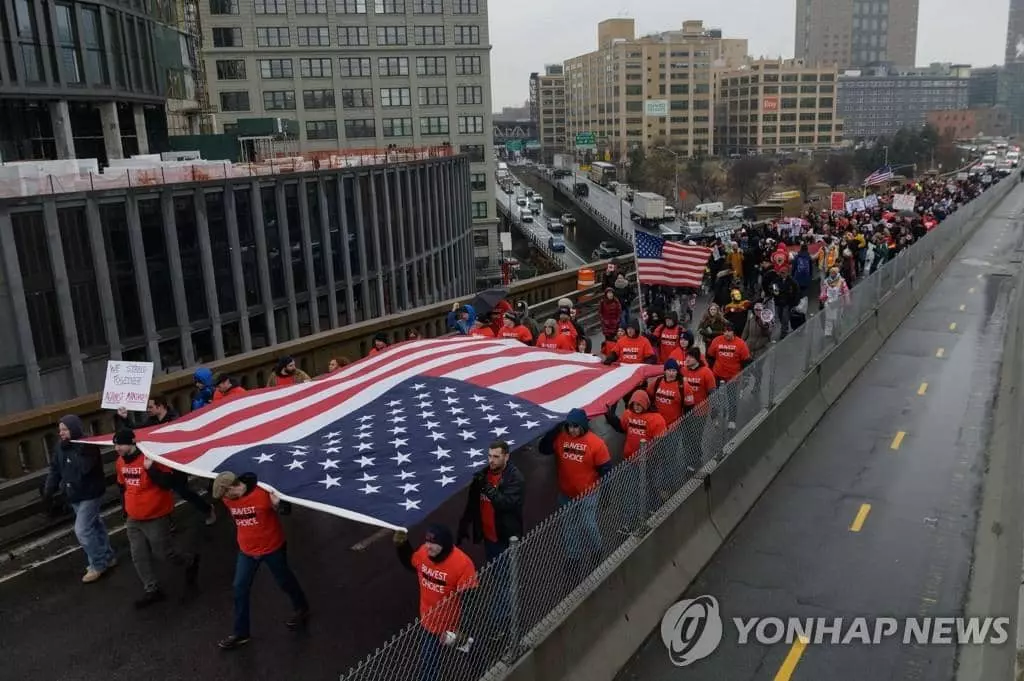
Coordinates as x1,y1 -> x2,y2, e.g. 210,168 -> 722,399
504,536 -> 521,662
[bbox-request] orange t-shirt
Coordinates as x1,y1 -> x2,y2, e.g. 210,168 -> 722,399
556,320 -> 579,345
221,487 -> 287,557
368,346 -> 387,357
274,373 -> 297,386
619,410 -> 667,459
655,325 -> 684,364
682,363 -> 718,413
707,336 -> 751,381
478,470 -> 502,543
535,333 -> 573,351
648,377 -> 685,425
411,545 -> 478,634
116,456 -> 175,521
552,430 -> 611,498
613,335 -> 655,364
499,325 -> 533,344
470,326 -> 495,338
213,385 -> 246,402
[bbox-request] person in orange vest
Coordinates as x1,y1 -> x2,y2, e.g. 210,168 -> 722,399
498,311 -> 533,344
470,318 -> 496,337
647,358 -> 686,427
602,319 -> 656,365
666,329 -> 696,366
368,333 -> 390,356
395,525 -> 478,679
114,429 -> 198,608
535,318 -> 574,351
213,374 -> 247,402
604,390 -> 667,460
212,471 -> 309,650
653,311 -> 685,364
706,322 -> 752,430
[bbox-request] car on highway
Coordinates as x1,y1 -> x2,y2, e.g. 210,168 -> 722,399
525,188 -> 534,197
532,195 -> 543,207
548,219 -> 563,233
683,221 -> 705,235
520,208 -> 534,223
726,205 -> 747,219
561,213 -> 576,226
516,197 -> 528,207
513,179 -> 521,186
593,241 -> 622,259
548,236 -> 566,252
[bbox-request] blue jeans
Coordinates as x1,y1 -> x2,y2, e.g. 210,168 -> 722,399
485,539 -> 511,631
71,497 -> 114,572
557,493 -> 602,563
419,630 -> 443,681
232,544 -> 308,638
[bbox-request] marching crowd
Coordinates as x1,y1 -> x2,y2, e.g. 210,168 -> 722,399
38,169 -> 998,678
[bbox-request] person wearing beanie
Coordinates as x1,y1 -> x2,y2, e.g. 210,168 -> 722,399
43,414 -> 115,583
680,347 -> 718,467
605,390 -> 667,460
114,428 -> 198,608
556,304 -> 583,345
213,374 -> 247,402
394,523 -> 478,674
368,332 -> 390,357
603,318 -> 656,365
213,471 -> 309,650
646,358 -> 686,426
654,310 -> 685,364
266,356 -> 312,387
470,316 -> 496,338
514,299 -> 541,341
535,318 -> 573,351
499,310 -> 533,344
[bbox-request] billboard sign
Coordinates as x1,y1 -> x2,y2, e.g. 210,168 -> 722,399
644,99 -> 669,117
762,97 -> 779,112
575,132 -> 597,150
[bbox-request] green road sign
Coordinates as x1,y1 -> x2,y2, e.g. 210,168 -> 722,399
505,140 -> 523,152
575,132 -> 596,147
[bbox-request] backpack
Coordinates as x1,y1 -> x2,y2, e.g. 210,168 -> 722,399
794,254 -> 811,280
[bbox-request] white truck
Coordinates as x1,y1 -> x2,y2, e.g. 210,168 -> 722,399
552,154 -> 572,178
630,192 -> 667,227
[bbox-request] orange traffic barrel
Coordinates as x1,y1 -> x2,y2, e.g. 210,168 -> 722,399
577,268 -> 595,291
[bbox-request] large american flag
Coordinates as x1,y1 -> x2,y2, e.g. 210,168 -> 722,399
863,166 -> 894,186
634,230 -> 711,288
87,338 -> 661,530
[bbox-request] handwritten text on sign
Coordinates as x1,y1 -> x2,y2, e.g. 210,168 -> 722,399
101,361 -> 155,412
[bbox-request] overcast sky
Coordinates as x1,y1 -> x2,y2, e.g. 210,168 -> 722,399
489,0 -> 1012,110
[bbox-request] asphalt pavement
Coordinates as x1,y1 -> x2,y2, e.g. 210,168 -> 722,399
494,182 -> 588,267
615,185 -> 1024,679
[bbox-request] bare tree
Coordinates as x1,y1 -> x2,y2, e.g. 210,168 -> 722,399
642,152 -> 677,198
818,155 -> 853,190
683,157 -> 722,203
782,162 -> 816,199
728,157 -> 772,204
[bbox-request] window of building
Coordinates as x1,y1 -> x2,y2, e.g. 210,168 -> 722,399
419,86 -> 447,105
413,0 -> 441,12
456,85 -> 482,105
212,27 -> 243,47
344,118 -> 376,138
462,144 -> 484,162
296,0 -> 327,11
454,25 -> 479,44
417,56 -> 446,75
414,25 -> 444,45
263,90 -> 296,110
259,58 -> 293,78
80,7 -> 107,85
337,26 -> 368,45
819,97 -> 833,108
453,0 -> 478,13
341,88 -> 373,106
377,26 -> 407,45
53,4 -> 81,84
374,0 -> 404,12
306,120 -> 338,139
380,87 -> 411,106
473,228 -> 488,246
472,201 -> 487,219
12,212 -> 66,361
378,56 -> 408,75
297,26 -> 330,45
455,55 -> 480,75
458,115 -> 484,134
255,0 -> 287,12
339,57 -> 372,76
257,27 -> 290,46
300,57 -> 332,77
420,116 -> 449,135
470,172 -> 486,191
303,89 -> 335,108
335,0 -> 365,10
220,91 -> 250,111
210,0 -> 239,12
382,117 -> 414,136
216,59 -> 246,79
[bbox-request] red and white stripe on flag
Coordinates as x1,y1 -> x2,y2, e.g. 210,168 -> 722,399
637,240 -> 712,288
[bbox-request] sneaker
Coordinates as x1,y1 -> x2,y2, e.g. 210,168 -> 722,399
218,635 -> 251,650
205,507 -> 217,526
107,556 -> 118,569
82,568 -> 104,584
727,421 -> 737,430
134,590 -> 166,609
286,608 -> 310,631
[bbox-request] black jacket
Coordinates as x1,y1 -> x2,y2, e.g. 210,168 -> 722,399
458,462 -> 525,545
114,407 -> 179,432
44,441 -> 106,503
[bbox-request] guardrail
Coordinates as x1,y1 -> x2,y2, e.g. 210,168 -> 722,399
495,199 -> 570,269
337,175 -> 1017,681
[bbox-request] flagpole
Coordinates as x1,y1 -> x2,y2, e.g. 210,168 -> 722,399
632,244 -> 646,332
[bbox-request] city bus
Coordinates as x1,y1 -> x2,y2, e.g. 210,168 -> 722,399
588,161 -> 617,187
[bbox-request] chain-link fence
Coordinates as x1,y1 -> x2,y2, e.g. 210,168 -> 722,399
339,177 -> 1014,681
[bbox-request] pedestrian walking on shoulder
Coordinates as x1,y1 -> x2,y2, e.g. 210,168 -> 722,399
212,472 -> 310,650
43,415 -> 116,583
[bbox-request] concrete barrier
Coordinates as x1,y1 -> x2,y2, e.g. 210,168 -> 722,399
492,178 -> 1019,681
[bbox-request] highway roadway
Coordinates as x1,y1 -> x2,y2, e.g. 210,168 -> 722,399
616,184 -> 1024,679
494,182 -> 588,267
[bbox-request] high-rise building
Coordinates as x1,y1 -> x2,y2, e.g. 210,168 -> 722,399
1007,0 -> 1024,64
564,18 -> 747,161
200,0 -> 498,280
715,58 -> 843,156
794,0 -> 919,69
969,66 -> 1006,108
529,64 -> 566,162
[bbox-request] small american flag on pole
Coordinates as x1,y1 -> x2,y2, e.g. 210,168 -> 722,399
634,231 -> 711,288
85,338 -> 661,529
862,166 -> 894,186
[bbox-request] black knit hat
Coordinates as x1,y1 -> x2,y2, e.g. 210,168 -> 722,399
113,428 -> 136,446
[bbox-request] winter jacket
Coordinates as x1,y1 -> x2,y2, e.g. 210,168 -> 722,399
599,295 -> 623,338
114,407 -> 179,432
791,251 -> 813,289
458,462 -> 526,545
698,312 -> 728,344
446,303 -> 477,335
266,369 -> 312,387
43,415 -> 106,504
742,311 -> 772,354
192,368 -> 216,412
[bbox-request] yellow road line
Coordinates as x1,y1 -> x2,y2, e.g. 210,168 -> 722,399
891,431 -> 906,450
850,503 -> 872,532
959,304 -> 966,311
949,322 -> 957,331
774,638 -> 809,681
936,347 -> 945,358
917,382 -> 928,395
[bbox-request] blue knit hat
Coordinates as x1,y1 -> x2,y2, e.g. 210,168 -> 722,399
565,408 -> 588,429
664,358 -> 680,371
